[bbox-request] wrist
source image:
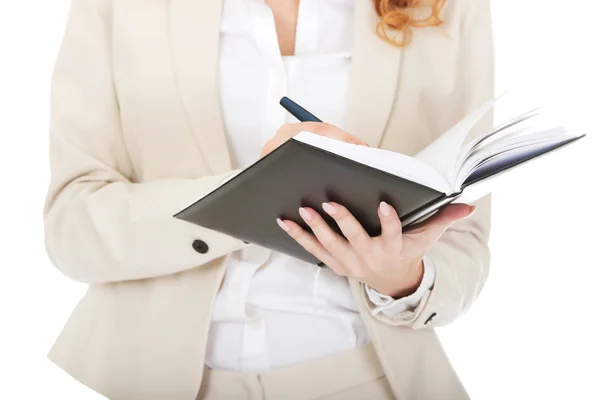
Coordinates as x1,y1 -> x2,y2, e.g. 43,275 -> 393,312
378,259 -> 425,299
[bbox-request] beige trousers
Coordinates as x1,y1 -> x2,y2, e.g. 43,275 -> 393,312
197,343 -> 395,399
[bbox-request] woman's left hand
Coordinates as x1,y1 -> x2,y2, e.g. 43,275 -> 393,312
273,122 -> 475,298
277,201 -> 474,298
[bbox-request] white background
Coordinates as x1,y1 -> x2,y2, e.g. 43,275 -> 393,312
0,1 -> 598,399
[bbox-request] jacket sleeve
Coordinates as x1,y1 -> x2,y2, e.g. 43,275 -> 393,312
361,0 -> 495,328
43,0 -> 245,284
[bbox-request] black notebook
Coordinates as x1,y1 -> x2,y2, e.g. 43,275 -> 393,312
174,96 -> 585,265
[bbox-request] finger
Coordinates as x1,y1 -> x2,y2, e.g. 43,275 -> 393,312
304,122 -> 366,145
378,201 -> 403,251
261,124 -> 297,156
297,207 -> 356,266
321,202 -> 372,253
408,204 -> 475,242
274,123 -> 299,140
276,218 -> 347,276
286,122 -> 366,145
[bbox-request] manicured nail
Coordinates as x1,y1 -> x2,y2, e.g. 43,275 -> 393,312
379,201 -> 392,217
276,218 -> 289,231
322,202 -> 337,215
299,207 -> 312,222
467,206 -> 476,217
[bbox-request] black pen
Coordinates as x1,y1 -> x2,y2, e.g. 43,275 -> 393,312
279,96 -> 370,147
279,96 -> 322,123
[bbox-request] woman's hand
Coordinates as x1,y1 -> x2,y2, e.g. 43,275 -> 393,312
277,201 -> 475,298
261,122 -> 367,157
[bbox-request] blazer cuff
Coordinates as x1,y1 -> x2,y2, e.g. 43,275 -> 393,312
364,256 -> 435,318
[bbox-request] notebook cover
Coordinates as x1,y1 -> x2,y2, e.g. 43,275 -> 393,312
174,139 -> 445,265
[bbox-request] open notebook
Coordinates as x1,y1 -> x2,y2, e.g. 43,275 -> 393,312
175,96 -> 586,264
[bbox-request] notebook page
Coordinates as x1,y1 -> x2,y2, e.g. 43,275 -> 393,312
414,92 -> 507,184
461,134 -> 576,187
457,107 -> 544,170
456,128 -> 569,186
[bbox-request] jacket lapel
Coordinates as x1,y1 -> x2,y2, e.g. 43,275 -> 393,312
168,0 -> 232,174
346,0 -> 403,147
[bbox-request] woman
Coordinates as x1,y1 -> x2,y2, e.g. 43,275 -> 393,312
44,0 -> 494,399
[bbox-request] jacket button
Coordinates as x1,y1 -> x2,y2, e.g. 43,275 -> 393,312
425,312 -> 437,325
192,240 -> 209,254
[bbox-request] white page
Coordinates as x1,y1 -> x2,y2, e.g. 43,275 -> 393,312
460,128 -> 568,175
414,92 -> 508,184
457,107 -> 543,169
456,128 -> 569,186
292,131 -> 451,193
461,137 -> 574,187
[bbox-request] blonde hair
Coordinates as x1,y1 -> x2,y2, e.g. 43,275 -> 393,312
373,0 -> 447,47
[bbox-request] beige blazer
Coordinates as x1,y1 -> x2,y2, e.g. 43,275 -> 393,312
44,0 -> 494,399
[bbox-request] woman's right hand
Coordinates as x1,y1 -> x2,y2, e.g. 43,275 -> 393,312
260,122 -> 368,158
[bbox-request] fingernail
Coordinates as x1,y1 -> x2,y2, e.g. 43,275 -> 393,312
276,218 -> 289,231
322,202 -> 337,215
467,206 -> 476,217
379,201 -> 392,217
299,207 -> 312,222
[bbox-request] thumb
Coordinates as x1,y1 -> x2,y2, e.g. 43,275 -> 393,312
410,204 -> 475,238
435,203 -> 475,224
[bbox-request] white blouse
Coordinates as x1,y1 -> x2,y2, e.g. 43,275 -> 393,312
206,0 -> 435,372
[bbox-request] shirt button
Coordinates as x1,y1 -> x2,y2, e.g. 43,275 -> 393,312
192,240 -> 209,254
